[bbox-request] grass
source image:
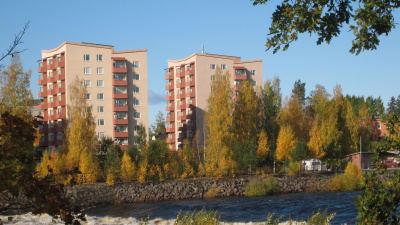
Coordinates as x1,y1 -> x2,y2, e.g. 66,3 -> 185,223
175,208 -> 221,225
324,173 -> 362,192
244,176 -> 280,197
204,185 -> 220,199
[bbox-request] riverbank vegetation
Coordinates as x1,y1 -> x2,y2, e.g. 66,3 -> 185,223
244,177 -> 280,197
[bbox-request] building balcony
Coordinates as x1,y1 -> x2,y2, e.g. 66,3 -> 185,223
234,74 -> 247,80
165,95 -> 174,101
176,82 -> 185,88
186,103 -> 196,108
113,93 -> 128,99
165,73 -> 174,80
38,77 -> 47,85
112,67 -> 127,73
177,104 -> 186,110
55,98 -> 66,107
49,114 -> 58,121
48,102 -> 56,108
166,127 -> 175,133
56,111 -> 66,120
166,116 -> 175,122
176,92 -> 186,99
48,140 -> 56,146
185,92 -> 195,98
234,85 -> 240,91
185,68 -> 195,75
175,71 -> 185,78
55,85 -> 66,94
46,63 -> 54,71
113,106 -> 128,111
113,119 -> 129,125
113,80 -> 128,86
186,113 -> 196,120
39,139 -> 48,147
38,103 -> 47,110
54,60 -> 65,68
56,140 -> 63,146
55,72 -> 65,81
114,131 -> 129,138
38,66 -> 47,73
177,113 -> 186,121
185,79 -> 195,86
39,126 -> 48,134
48,127 -> 56,133
38,91 -> 47,98
166,105 -> 175,111
165,84 -> 174,90
56,126 -> 64,133
187,123 -> 196,131
166,134 -> 175,144
48,89 -> 57,95
177,126 -> 185,132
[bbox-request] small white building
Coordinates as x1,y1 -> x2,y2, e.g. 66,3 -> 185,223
302,159 -> 327,171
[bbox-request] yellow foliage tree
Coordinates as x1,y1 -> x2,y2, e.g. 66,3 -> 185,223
276,125 -> 296,161
308,117 -> 325,159
345,161 -> 364,180
256,130 -> 270,161
205,66 -> 234,177
64,77 -> 97,171
138,158 -> 148,184
121,152 -> 136,182
277,97 -> 307,141
36,150 -> 51,178
49,151 -> 66,184
233,80 -> 259,143
78,151 -> 101,184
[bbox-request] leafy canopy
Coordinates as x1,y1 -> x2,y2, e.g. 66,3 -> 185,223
251,0 -> 399,54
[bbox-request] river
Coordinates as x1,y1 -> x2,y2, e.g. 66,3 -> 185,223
84,191 -> 360,224
0,191 -> 360,224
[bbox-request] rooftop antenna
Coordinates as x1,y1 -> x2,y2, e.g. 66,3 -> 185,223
202,44 -> 205,54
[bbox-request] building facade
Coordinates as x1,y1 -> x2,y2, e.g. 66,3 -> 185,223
37,42 -> 148,150
165,53 -> 263,150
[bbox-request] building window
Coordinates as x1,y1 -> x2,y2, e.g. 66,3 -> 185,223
84,80 -> 91,87
97,80 -> 104,87
56,55 -> 61,62
57,94 -> 62,101
84,67 -> 91,74
236,92 -> 239,98
134,86 -> 140,93
98,132 -> 105,138
377,124 -> 381,129
134,74 -> 140,80
134,112 -> 141,118
134,99 -> 140,106
98,106 -> 104,113
97,54 -> 103,61
133,61 -> 140,67
251,70 -> 256,75
114,86 -> 126,94
97,67 -> 104,74
84,54 -> 90,61
97,93 -> 104,100
113,74 -> 125,81
211,75 -> 215,81
210,64 -> 216,70
252,80 -> 257,86
98,119 -> 104,126
86,93 -> 91,100
57,68 -> 61,75
114,99 -> 127,106
221,64 -> 226,70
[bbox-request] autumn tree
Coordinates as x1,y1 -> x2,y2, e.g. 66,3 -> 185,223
233,140 -> 258,174
233,80 -> 259,143
104,145 -> 122,185
0,54 -> 33,121
276,125 -> 296,162
308,117 -> 325,159
79,151 -> 101,184
358,103 -> 371,152
121,152 -> 136,182
145,139 -> 169,181
308,84 -> 330,118
205,66 -> 234,177
252,0 -> 399,54
64,77 -> 97,171
179,140 -> 198,178
256,130 -> 270,162
277,96 -> 308,141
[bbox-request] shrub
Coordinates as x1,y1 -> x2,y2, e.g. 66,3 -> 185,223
288,161 -> 302,176
325,173 -> 361,192
344,161 -> 363,180
244,177 -> 280,197
204,185 -> 220,199
175,208 -> 221,225
307,209 -> 336,225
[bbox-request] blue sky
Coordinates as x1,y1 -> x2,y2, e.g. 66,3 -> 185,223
1,1 -> 399,126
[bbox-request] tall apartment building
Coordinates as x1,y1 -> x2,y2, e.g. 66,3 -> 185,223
37,42 -> 148,150
165,53 -> 262,150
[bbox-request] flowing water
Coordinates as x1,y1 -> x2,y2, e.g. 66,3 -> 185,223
1,191 -> 360,224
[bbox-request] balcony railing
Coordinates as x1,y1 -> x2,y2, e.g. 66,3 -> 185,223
114,131 -> 129,138
176,82 -> 185,88
166,126 -> 175,133
113,93 -> 128,99
113,118 -> 129,125
113,105 -> 128,111
177,111 -> 186,121
113,80 -> 128,86
165,84 -> 174,90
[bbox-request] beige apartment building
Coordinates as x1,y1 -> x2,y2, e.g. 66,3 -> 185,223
165,53 -> 263,150
37,42 -> 148,150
